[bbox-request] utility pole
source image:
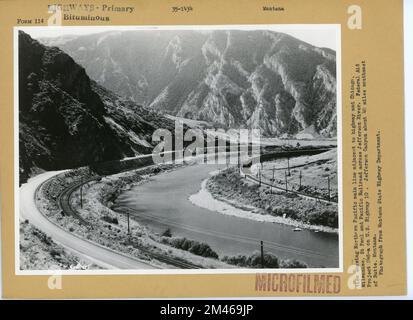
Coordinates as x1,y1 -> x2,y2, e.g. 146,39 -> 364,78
299,170 -> 302,189
270,166 -> 275,195
260,241 -> 264,268
127,212 -> 130,235
287,157 -> 290,176
80,177 -> 83,209
285,171 -> 288,192
327,176 -> 331,201
258,168 -> 261,186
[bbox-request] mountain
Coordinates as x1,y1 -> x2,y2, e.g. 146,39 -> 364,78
40,30 -> 337,138
19,31 -> 174,182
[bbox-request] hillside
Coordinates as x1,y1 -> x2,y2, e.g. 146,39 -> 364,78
41,29 -> 337,137
19,31 -> 174,182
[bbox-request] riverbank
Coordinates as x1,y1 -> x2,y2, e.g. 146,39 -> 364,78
115,163 -> 337,267
192,167 -> 338,234
77,164 -> 232,269
256,148 -> 338,202
33,164 -> 234,269
28,158 -> 336,269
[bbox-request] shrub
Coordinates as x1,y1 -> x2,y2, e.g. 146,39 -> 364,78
164,237 -> 219,259
222,252 -> 308,269
279,259 -> 308,268
222,251 -> 279,268
222,254 -> 247,266
162,228 -> 172,237
31,228 -> 52,245
50,248 -> 61,258
101,215 -> 119,225
207,161 -> 338,229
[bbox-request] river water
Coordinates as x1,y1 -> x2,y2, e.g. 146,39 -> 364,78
114,164 -> 339,268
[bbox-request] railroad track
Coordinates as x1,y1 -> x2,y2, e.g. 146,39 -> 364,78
57,176 -> 203,269
50,146 -> 336,269
58,177 -> 98,226
242,171 -> 338,204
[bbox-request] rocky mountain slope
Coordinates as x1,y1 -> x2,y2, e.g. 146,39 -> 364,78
19,31 -> 174,182
41,30 -> 337,138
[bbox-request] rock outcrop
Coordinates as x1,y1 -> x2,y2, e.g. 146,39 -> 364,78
19,31 -> 173,182
42,30 -> 337,138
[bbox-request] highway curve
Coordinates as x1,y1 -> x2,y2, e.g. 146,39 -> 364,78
59,174 -> 204,268
19,171 -> 157,270
20,147 -> 339,269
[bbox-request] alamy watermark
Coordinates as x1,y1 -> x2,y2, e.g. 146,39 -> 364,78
151,120 -> 261,166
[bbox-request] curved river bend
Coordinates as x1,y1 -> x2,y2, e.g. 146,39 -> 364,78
114,164 -> 339,268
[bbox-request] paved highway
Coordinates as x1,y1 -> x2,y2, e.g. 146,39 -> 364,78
20,171 -> 157,270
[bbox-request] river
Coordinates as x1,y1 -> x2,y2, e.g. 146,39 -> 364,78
114,163 -> 339,268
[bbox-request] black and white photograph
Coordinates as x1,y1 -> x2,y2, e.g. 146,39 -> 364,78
16,25 -> 341,272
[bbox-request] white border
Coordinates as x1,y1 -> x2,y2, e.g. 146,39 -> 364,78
14,26 -> 20,277
404,0 -> 413,299
14,24 -> 342,276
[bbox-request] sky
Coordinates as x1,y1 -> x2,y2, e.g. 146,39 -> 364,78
20,25 -> 338,51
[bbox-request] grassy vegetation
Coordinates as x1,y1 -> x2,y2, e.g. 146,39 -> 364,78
36,163 -> 316,269
260,149 -> 338,201
208,167 -> 338,228
36,165 -> 230,269
161,236 -> 219,259
222,251 -> 280,268
20,219 -> 99,270
160,229 -> 307,268
40,167 -> 91,208
222,251 -> 308,269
